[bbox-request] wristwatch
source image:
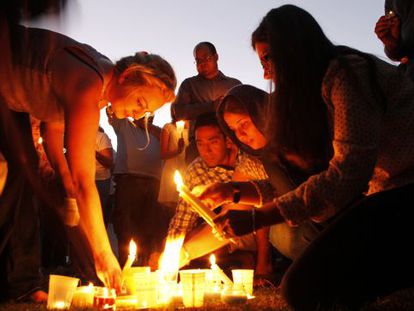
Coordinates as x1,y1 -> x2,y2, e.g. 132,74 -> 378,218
232,182 -> 241,204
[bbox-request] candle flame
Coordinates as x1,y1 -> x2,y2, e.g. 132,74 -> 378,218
37,136 -> 43,144
174,170 -> 183,190
210,254 -> 216,266
129,240 -> 137,259
159,235 -> 185,281
176,120 -> 185,132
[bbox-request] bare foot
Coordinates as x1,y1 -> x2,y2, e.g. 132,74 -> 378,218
30,290 -> 48,303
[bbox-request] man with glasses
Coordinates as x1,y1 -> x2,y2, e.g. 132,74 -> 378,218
171,42 -> 241,165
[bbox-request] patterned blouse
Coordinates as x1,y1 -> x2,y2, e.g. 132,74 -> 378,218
274,54 -> 414,226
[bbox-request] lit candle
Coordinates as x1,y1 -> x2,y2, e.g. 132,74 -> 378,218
50,301 -> 66,309
122,240 -> 137,272
176,120 -> 185,137
115,295 -> 137,309
174,171 -> 216,228
209,254 -> 233,287
37,136 -> 43,145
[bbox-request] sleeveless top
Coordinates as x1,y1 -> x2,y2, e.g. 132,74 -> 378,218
0,25 -> 112,122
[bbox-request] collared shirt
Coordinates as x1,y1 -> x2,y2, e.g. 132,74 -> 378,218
167,157 -> 234,239
171,71 -> 241,138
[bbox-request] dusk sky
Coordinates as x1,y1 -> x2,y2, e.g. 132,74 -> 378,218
27,0 -> 390,148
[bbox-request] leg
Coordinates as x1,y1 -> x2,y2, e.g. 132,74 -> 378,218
281,184 -> 414,310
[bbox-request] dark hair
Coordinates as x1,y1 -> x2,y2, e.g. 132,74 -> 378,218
222,97 -> 249,115
194,112 -> 221,133
194,42 -> 217,55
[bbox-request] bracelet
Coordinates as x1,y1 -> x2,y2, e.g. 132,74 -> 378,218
232,182 -> 241,204
252,207 -> 257,235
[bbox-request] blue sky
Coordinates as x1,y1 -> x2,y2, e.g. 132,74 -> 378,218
28,0 -> 389,148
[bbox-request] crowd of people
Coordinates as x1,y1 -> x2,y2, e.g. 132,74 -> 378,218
1,1 -> 414,310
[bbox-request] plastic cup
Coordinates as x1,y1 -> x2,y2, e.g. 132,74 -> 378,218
47,275 -> 79,310
135,271 -> 158,308
123,266 -> 150,294
231,269 -> 254,296
179,269 -> 206,307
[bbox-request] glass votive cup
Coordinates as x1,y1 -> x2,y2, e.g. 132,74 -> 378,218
179,269 -> 206,308
221,285 -> 248,304
47,275 -> 79,310
93,287 -> 116,310
231,269 -> 254,296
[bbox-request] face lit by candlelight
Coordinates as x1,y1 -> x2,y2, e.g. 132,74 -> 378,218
195,125 -> 231,167
223,111 -> 266,150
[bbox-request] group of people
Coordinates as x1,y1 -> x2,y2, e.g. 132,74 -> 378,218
1,1 -> 414,310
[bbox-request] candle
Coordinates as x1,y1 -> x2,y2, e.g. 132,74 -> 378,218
71,283 -> 94,308
174,171 -> 216,227
176,120 -> 185,137
50,301 -> 66,309
122,240 -> 137,272
209,254 -> 233,287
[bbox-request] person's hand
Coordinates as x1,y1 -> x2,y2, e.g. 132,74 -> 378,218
197,182 -> 234,209
214,209 -> 255,238
375,14 -> 400,55
177,138 -> 185,154
95,250 -> 122,293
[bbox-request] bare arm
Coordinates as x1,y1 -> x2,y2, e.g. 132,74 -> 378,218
52,50 -> 121,289
41,121 -> 75,198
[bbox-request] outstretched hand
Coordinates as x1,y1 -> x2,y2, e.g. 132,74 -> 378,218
197,182 -> 234,209
213,209 -> 255,238
95,251 -> 122,293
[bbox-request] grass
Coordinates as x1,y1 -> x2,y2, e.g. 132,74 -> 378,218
0,287 -> 413,311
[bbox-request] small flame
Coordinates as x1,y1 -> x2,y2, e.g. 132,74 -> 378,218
174,170 -> 183,190
210,254 -> 216,266
128,240 -> 137,260
37,136 -> 43,144
159,235 -> 185,281
176,120 -> 185,133
87,282 -> 94,292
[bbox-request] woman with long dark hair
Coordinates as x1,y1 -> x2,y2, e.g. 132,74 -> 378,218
199,5 -> 414,310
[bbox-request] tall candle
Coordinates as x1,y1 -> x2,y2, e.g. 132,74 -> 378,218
174,171 -> 216,227
210,254 -> 233,287
122,240 -> 137,272
176,120 -> 185,137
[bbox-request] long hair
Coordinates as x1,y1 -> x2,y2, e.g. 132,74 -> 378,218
253,5 -> 336,172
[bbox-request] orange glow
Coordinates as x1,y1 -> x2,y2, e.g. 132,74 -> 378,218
174,170 -> 183,191
159,235 -> 185,281
128,240 -> 137,260
209,254 -> 216,266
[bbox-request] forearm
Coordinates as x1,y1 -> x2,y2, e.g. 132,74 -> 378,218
181,224 -> 228,267
75,179 -> 112,258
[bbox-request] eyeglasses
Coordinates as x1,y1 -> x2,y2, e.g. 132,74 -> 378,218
194,55 -> 215,65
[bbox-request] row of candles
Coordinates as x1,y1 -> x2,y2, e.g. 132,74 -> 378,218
47,240 -> 253,309
47,168 -> 251,309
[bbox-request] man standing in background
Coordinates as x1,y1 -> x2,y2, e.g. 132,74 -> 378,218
171,41 -> 241,165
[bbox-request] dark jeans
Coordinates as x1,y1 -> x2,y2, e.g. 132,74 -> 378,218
113,174 -> 160,266
96,178 -> 111,226
281,183 -> 414,310
0,111 -> 43,301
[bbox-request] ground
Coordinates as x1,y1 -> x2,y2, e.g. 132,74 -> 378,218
1,287 -> 414,311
